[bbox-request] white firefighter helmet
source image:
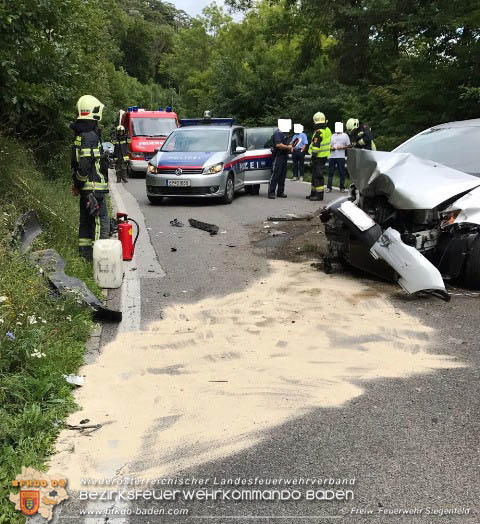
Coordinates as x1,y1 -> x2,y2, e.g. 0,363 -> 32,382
346,118 -> 359,132
116,125 -> 125,133
77,95 -> 104,121
313,112 -> 326,124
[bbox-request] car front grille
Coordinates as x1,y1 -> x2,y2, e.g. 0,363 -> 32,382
149,186 -> 220,196
157,167 -> 204,175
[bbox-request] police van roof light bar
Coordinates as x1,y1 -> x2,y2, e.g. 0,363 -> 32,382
180,118 -> 235,127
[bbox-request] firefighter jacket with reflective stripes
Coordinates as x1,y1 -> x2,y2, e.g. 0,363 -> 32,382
351,125 -> 375,150
70,120 -> 108,194
113,134 -> 130,164
308,126 -> 332,157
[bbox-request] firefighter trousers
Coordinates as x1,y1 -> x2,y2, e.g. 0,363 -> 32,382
311,156 -> 327,199
78,193 -> 110,260
116,162 -> 128,183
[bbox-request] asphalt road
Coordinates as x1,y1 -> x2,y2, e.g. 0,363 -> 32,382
54,177 -> 479,524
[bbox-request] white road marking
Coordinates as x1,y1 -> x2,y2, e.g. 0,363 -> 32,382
109,180 -> 165,331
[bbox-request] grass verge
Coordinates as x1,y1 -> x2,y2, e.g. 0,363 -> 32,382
0,136 -> 101,523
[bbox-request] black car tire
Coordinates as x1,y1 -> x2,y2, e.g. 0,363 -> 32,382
220,174 -> 235,205
251,184 -> 260,195
147,195 -> 164,205
464,235 -> 480,288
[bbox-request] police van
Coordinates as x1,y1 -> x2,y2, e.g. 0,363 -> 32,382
146,118 -> 276,204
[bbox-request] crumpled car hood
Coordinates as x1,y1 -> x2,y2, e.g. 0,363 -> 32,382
348,149 -> 480,210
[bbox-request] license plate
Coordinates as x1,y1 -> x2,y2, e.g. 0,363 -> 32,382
167,179 -> 191,187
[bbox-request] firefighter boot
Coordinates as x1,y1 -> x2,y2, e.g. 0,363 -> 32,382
310,192 -> 324,201
306,188 -> 315,200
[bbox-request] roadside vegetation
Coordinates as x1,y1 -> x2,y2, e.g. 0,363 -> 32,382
0,138 -> 101,523
0,0 -> 478,521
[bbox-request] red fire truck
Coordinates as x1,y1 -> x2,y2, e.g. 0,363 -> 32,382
120,106 -> 179,175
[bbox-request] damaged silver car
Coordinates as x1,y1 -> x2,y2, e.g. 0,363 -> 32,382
320,119 -> 480,300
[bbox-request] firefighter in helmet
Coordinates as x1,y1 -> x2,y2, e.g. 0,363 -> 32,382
113,125 -> 129,183
346,118 -> 376,150
307,112 -> 332,201
71,95 -> 110,261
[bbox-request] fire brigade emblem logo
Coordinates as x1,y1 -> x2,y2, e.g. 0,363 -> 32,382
20,490 -> 40,516
10,467 -> 69,521
175,168 -> 183,176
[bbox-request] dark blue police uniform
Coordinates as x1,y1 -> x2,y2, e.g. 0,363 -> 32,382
268,130 -> 289,197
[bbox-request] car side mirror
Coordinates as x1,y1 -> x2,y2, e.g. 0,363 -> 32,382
235,146 -> 246,154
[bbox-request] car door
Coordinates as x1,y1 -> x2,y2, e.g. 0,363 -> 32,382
229,128 -> 246,189
244,127 -> 275,185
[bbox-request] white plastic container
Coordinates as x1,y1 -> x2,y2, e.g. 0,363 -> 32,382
93,239 -> 124,289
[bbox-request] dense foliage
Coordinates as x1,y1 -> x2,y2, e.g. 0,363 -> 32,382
1,0 -> 479,157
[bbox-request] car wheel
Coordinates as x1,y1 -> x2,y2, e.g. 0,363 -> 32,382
147,195 -> 164,205
251,184 -> 260,195
464,235 -> 480,288
244,185 -> 253,195
221,174 -> 235,204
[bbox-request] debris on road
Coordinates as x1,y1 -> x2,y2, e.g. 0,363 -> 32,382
171,247 -> 177,252
267,214 -> 313,222
170,218 -> 184,227
268,230 -> 288,237
11,210 -> 43,253
64,374 -> 85,387
67,423 -> 101,430
30,249 -> 122,322
188,218 -> 219,236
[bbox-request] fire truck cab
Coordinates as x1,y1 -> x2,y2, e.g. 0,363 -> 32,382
120,106 -> 179,175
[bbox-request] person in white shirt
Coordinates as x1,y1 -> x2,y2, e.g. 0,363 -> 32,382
327,122 -> 350,193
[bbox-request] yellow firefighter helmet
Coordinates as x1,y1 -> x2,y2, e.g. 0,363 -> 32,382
77,95 -> 104,121
346,118 -> 359,132
313,112 -> 326,124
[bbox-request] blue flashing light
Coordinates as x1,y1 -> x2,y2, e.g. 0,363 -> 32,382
128,107 -> 133,112
180,118 -> 235,127
133,106 -> 138,112
166,106 -> 172,112
158,107 -> 163,111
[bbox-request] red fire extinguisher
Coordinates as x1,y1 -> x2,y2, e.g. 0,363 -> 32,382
116,212 -> 139,261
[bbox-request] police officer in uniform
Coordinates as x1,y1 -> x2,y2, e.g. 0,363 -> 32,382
71,95 -> 110,261
113,125 -> 129,183
268,119 -> 293,199
307,112 -> 332,201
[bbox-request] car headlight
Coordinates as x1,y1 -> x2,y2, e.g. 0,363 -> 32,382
147,164 -> 157,174
203,162 -> 224,175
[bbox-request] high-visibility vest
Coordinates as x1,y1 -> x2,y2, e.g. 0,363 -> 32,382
308,127 -> 332,157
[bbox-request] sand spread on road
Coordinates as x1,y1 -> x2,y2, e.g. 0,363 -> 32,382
50,261 -> 463,488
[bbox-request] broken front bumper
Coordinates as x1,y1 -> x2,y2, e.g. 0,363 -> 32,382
322,197 -> 450,301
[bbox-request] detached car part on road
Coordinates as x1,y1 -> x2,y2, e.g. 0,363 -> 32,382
321,119 -> 480,296
146,119 -> 275,204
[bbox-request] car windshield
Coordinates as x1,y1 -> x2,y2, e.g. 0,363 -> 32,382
132,118 -> 177,137
394,126 -> 480,176
246,128 -> 276,150
161,129 -> 230,153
